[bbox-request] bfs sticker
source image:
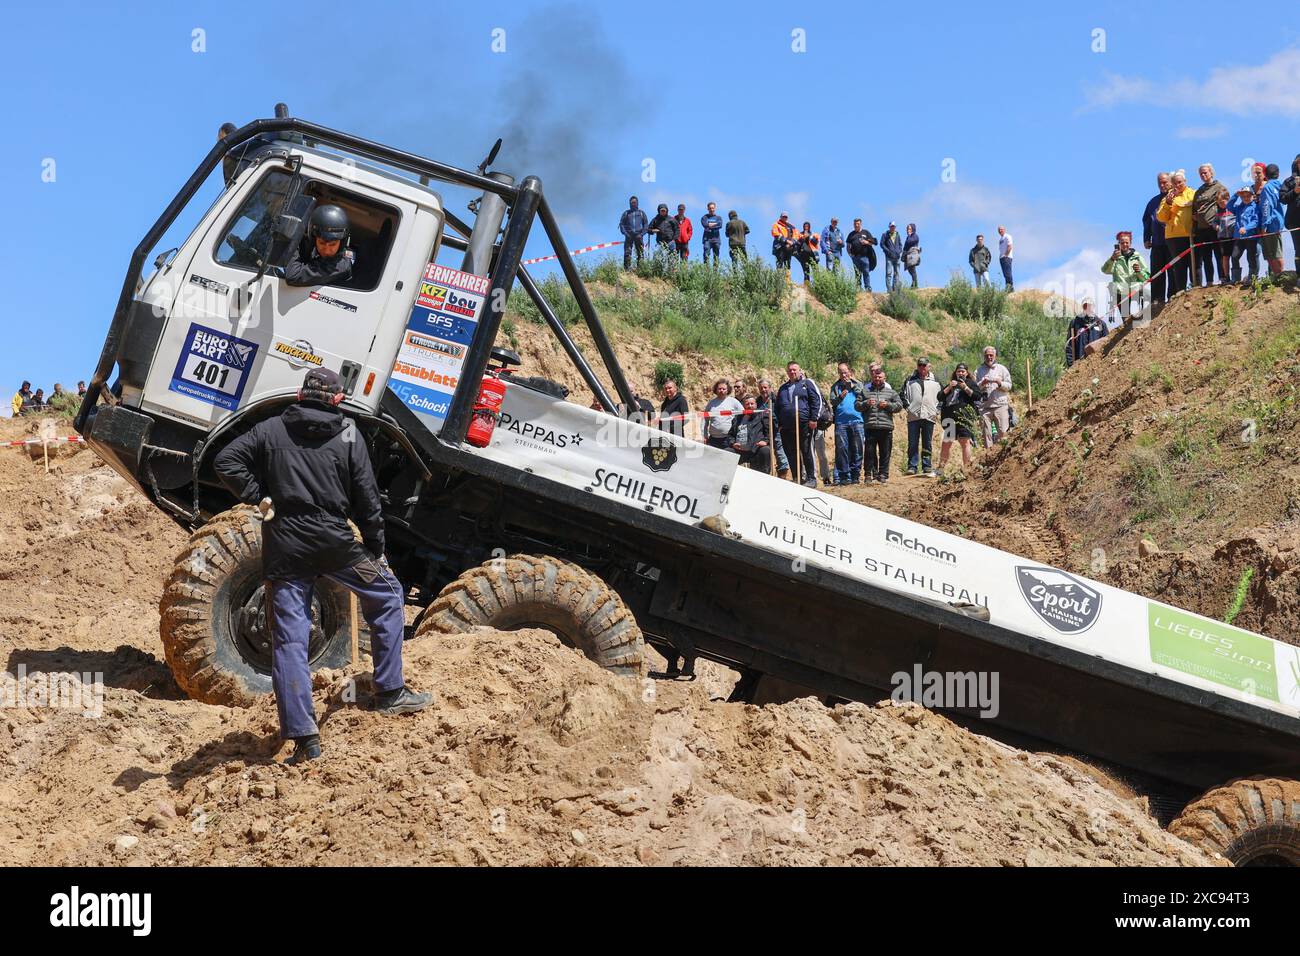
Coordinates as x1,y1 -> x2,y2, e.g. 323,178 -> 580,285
169,323 -> 258,411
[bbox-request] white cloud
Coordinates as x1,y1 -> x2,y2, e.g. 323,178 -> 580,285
1021,246 -> 1117,301
883,181 -> 1096,268
1083,47 -> 1300,117
1175,125 -> 1228,140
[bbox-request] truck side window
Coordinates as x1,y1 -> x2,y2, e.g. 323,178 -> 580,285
213,170 -> 294,271
299,182 -> 400,293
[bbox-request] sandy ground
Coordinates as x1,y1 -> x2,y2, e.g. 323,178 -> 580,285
0,416 -> 1214,866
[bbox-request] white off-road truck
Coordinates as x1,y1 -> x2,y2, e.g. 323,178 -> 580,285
77,109 -> 1300,865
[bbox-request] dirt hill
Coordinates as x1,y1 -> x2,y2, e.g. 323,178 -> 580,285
899,281 -> 1300,643
0,416 -> 1213,866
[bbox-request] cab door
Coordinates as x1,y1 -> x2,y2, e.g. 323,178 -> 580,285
140,165 -> 413,427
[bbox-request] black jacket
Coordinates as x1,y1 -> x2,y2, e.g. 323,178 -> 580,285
659,393 -> 689,436
649,213 -> 677,244
213,403 -> 383,580
284,238 -> 353,287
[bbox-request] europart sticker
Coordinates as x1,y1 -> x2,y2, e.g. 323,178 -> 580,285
168,323 -> 258,410
1015,566 -> 1101,634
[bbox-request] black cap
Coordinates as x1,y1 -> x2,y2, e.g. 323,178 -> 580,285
302,367 -> 343,396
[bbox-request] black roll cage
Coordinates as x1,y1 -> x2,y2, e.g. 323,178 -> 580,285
75,115 -> 637,441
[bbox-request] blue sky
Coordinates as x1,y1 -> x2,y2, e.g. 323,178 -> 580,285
3,0 -> 1299,409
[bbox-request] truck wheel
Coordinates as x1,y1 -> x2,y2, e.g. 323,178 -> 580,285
159,506 -> 361,706
1169,777 -> 1300,866
417,554 -> 644,677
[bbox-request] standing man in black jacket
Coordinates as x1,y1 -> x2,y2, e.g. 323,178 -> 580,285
214,368 -> 431,764
775,362 -> 823,488
1142,171 -> 1171,307
619,196 -> 648,270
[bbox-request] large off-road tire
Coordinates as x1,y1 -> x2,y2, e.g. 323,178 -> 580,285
416,554 -> 644,677
159,505 -> 362,706
1169,777 -> 1300,866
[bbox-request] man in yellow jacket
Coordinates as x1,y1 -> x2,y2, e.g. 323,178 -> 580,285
11,381 -> 32,417
1156,170 -> 1195,298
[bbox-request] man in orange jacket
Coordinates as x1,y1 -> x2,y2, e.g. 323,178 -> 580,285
674,203 -> 693,260
771,212 -> 796,271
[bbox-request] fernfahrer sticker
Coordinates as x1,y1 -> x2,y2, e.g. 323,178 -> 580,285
168,323 -> 258,411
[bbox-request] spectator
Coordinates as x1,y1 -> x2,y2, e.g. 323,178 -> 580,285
699,202 -> 723,268
828,362 -> 866,485
589,396 -> 604,411
937,363 -> 980,475
846,218 -> 877,291
658,379 -> 689,437
11,381 -> 32,417
1156,170 -> 1195,297
703,378 -> 743,449
1282,155 -> 1300,275
775,362 -> 822,487
1100,231 -> 1149,322
1191,164 -> 1224,286
903,223 -> 921,288
820,218 -> 845,271
731,378 -> 749,404
755,378 -> 789,477
902,357 -> 941,477
729,396 -> 773,472
1066,301 -> 1105,367
968,235 -> 992,287
1143,171 -> 1172,306
881,221 -> 903,292
794,221 -> 820,284
48,383 -> 75,413
996,225 -> 1014,291
771,212 -> 796,271
618,390 -> 655,425
812,373 -> 833,485
674,204 -> 693,260
618,195 -> 648,270
975,346 -> 1013,448
29,389 -> 47,413
725,210 -> 750,264
1227,183 -> 1261,286
77,381 -> 87,397
1252,163 -> 1286,276
649,204 -> 677,254
856,365 -> 904,483
1213,187 -> 1237,286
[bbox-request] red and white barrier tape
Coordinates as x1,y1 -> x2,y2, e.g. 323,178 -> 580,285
3,435 -> 85,448
521,240 -> 623,266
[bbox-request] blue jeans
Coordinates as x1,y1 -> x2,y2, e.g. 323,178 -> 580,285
885,258 -> 901,291
834,421 -> 865,483
702,236 -> 721,265
907,419 -> 935,472
267,559 -> 406,739
851,255 -> 872,290
1000,256 -> 1014,289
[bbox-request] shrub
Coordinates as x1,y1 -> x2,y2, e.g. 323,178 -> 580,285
932,276 -> 1010,324
809,265 -> 860,315
653,360 -> 685,392
879,288 -> 922,321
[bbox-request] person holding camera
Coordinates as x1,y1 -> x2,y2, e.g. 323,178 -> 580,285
1101,231 -> 1149,322
937,364 -> 980,475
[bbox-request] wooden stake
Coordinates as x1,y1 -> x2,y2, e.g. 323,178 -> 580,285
350,593 -> 359,667
1026,358 -> 1033,410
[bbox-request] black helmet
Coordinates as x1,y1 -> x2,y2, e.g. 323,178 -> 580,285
309,204 -> 349,242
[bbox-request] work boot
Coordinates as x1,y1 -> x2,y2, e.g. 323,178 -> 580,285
286,734 -> 321,765
375,685 -> 433,715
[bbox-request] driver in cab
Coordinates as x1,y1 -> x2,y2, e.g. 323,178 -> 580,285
285,204 -> 355,287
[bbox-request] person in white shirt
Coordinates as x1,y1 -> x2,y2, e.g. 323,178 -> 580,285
703,379 -> 744,449
975,346 -> 1013,447
997,225 -> 1014,291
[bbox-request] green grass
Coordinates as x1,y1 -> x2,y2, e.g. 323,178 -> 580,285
1123,446 -> 1191,522
653,360 -> 684,391
809,264 -> 861,315
931,275 -> 1011,324
1223,567 -> 1255,625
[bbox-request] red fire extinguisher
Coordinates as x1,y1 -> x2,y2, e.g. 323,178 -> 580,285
466,371 -> 507,448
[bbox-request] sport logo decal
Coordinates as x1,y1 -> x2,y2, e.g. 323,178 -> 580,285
642,436 -> 677,473
1016,566 -> 1101,634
